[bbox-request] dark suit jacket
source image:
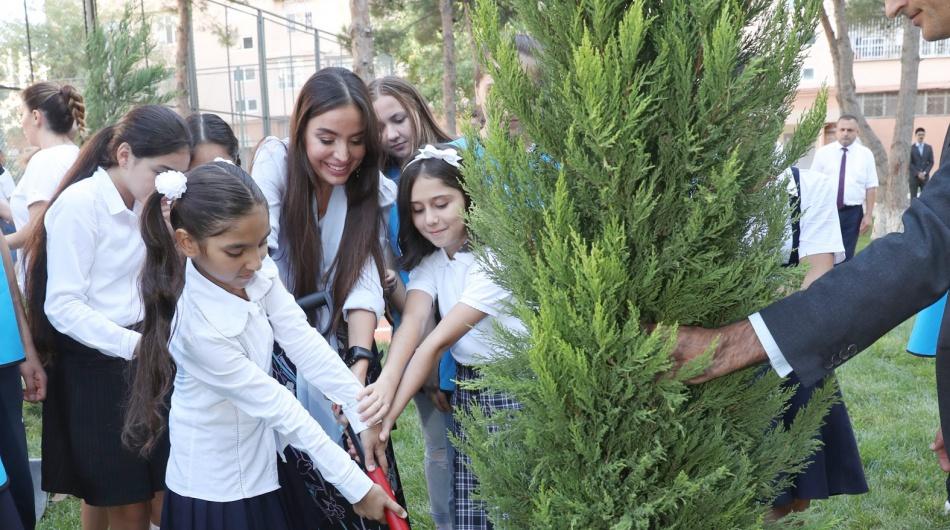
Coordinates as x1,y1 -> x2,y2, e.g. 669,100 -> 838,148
910,143 -> 935,180
758,161 -> 950,440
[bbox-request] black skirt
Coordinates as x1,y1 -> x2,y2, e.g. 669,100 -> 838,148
41,331 -> 169,507
161,488 -> 292,530
772,372 -> 869,506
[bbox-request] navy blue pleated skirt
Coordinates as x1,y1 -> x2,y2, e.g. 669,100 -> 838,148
161,489 -> 293,530
773,372 -> 869,506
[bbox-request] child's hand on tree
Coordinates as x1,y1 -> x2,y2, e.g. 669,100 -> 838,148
353,484 -> 407,523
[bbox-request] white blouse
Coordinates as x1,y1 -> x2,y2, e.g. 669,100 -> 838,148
167,257 -> 372,503
44,167 -> 143,359
11,143 -> 79,231
250,136 -> 395,328
407,250 -> 526,366
780,168 -> 845,264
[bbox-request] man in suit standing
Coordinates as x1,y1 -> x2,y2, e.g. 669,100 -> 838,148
810,116 -> 878,260
668,0 -> 950,476
910,127 -> 935,198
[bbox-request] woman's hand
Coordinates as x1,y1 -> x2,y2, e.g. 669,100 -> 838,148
358,374 -> 398,426
353,484 -> 407,523
383,269 -> 398,296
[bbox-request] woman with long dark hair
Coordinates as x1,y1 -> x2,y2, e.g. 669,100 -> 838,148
250,67 -> 406,529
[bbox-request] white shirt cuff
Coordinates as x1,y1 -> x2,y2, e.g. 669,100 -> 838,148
342,403 -> 370,434
748,313 -> 793,377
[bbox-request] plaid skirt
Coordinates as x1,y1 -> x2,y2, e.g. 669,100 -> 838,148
452,363 -> 522,530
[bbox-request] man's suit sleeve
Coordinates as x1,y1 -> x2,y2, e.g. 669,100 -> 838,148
758,163 -> 950,387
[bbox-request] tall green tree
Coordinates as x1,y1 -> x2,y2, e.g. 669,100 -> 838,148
83,4 -> 173,132
458,0 -> 835,527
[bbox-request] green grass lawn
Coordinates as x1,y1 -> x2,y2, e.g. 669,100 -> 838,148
25,308 -> 950,528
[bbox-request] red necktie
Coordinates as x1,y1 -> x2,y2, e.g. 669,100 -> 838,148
836,147 -> 848,210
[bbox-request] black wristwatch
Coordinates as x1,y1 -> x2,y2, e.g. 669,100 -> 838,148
344,345 -> 377,368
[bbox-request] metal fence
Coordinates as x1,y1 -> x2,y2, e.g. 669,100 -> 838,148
1,0 -> 394,173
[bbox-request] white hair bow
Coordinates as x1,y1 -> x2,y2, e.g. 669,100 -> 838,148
155,170 -> 188,201
406,144 -> 462,169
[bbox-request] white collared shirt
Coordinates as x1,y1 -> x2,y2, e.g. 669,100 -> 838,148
250,136 -> 395,328
809,141 -> 878,207
44,167 -> 143,359
780,168 -> 845,264
407,250 -> 526,366
166,258 -> 372,503
10,143 -> 79,231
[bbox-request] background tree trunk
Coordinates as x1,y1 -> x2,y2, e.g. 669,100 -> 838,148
82,0 -> 97,37
350,0 -> 375,82
175,0 -> 192,115
440,0 -> 457,135
875,18 -> 920,237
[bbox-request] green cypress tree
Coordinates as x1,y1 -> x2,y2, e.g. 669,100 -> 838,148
457,0 -> 837,527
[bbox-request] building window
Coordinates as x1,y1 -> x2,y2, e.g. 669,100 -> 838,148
156,16 -> 176,45
801,67 -> 814,81
243,37 -> 253,49
305,12 -> 313,27
233,68 -> 255,82
235,99 -> 258,112
858,90 -> 950,117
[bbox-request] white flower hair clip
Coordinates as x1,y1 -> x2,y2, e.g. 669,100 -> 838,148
155,170 -> 188,201
213,157 -> 235,165
405,144 -> 462,169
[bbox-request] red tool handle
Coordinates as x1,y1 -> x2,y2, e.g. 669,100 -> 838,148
367,467 -> 410,529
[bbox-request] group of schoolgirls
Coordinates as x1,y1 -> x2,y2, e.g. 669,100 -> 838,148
1,63 -> 524,530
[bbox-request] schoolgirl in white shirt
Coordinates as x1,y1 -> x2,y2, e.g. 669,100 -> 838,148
24,105 -> 192,530
122,161 -> 404,530
7,82 -> 83,253
250,67 -> 404,529
361,144 -> 526,530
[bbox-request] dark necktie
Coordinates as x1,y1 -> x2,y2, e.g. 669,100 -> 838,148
837,147 -> 848,210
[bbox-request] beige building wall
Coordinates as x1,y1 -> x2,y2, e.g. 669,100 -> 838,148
789,2 -> 950,168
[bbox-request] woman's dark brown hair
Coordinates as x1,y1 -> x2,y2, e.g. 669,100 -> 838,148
397,143 -> 471,270
24,105 -> 192,363
123,161 -> 267,455
368,76 -> 453,170
187,113 -> 242,166
276,67 -> 384,331
22,81 -> 86,137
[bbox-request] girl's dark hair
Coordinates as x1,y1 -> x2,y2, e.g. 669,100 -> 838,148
22,82 -> 86,136
274,67 -> 384,330
397,143 -> 471,270
187,113 -> 241,166
124,161 -> 267,455
25,105 -> 192,363
368,76 -> 453,170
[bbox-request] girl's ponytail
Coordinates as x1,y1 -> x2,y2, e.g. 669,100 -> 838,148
122,193 -> 184,456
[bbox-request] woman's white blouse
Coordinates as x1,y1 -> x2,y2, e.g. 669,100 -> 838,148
250,136 -> 394,324
407,250 -> 526,366
44,167 -> 143,359
166,258 -> 372,503
11,143 -> 79,231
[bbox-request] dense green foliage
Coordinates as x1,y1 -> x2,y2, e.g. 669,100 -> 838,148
82,4 -> 173,133
456,0 -> 837,527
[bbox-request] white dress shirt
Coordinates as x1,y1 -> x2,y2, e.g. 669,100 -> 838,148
809,141 -> 878,207
10,144 -> 79,231
780,168 -> 845,264
407,250 -> 526,366
44,167 -> 143,359
166,258 -> 372,503
754,168 -> 847,376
